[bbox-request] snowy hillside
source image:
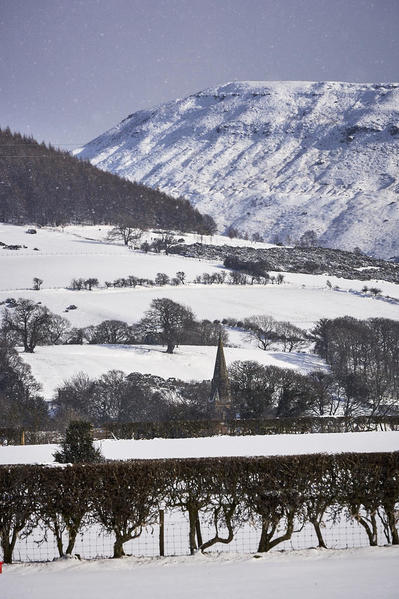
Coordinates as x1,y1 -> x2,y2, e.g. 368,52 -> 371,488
1,224 -> 398,393
1,224 -> 398,327
75,81 -> 399,258
21,344 -> 326,400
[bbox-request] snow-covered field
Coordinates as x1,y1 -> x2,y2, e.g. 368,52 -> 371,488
2,547 -> 399,599
0,224 -> 223,291
1,225 -> 399,593
21,344 -> 326,400
7,283 -> 395,330
1,224 -> 397,330
1,223 -> 397,387
1,431 -> 399,465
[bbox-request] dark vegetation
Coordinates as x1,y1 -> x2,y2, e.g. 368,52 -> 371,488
169,243 -> 399,282
0,332 -> 49,430
1,297 -> 227,352
51,336 -> 399,429
53,421 -> 103,464
1,452 -> 398,562
2,298 -> 69,353
53,370 -> 211,428
0,297 -> 306,359
0,127 -> 216,234
69,269 -> 280,289
1,293 -> 399,432
312,317 -> 399,417
105,414 -> 399,440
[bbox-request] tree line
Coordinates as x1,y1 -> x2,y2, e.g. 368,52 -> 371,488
0,297 -> 226,354
0,127 -> 216,234
312,317 -> 399,417
1,452 -> 399,562
1,297 -> 398,430
52,354 -> 399,429
68,269 -> 282,290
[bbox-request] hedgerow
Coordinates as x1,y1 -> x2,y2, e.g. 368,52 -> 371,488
1,452 -> 398,562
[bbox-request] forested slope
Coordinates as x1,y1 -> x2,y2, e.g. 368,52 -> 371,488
0,128 -> 215,233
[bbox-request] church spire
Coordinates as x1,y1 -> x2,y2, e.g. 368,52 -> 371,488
209,335 -> 232,421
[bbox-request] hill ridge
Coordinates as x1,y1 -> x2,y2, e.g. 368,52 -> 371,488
76,80 -> 399,258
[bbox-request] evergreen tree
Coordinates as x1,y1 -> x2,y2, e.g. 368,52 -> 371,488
0,127 -> 217,234
54,421 -> 103,463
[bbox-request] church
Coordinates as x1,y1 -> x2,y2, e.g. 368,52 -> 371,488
208,336 -> 233,427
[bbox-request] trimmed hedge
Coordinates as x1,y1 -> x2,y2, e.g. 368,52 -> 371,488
106,416 -> 399,440
1,452 -> 399,562
2,417 -> 399,446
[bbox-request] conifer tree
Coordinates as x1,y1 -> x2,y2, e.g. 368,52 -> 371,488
54,421 -> 103,463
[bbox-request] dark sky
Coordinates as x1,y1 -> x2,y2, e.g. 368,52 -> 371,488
1,0 -> 398,146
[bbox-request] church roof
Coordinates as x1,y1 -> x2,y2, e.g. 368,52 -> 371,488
209,335 -> 232,407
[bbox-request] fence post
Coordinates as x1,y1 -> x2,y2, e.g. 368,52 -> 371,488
159,506 -> 165,557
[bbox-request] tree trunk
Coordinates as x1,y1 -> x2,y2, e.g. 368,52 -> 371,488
310,518 -> 327,549
257,519 -> 273,552
200,507 -> 235,551
166,341 -> 175,354
384,506 -> 399,545
52,520 -> 64,557
2,541 -> 13,564
55,537 -> 63,557
1,528 -> 18,564
195,516 -> 203,548
356,514 -> 378,546
257,513 -> 295,552
188,507 -> 198,555
113,535 -> 126,558
66,524 -> 79,555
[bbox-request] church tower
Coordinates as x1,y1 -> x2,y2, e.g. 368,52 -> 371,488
209,335 -> 232,422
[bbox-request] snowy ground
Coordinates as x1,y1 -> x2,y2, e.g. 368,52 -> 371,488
21,344 -> 326,400
2,223 -> 398,392
5,284 -> 398,332
1,431 -> 399,465
1,225 -> 397,329
2,547 -> 399,599
0,224 -> 224,291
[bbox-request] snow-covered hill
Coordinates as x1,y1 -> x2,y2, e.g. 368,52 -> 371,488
1,224 -> 398,331
21,344 -> 326,400
2,224 -> 398,392
75,81 -> 399,258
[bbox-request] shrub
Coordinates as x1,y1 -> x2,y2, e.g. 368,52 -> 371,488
53,421 -> 103,463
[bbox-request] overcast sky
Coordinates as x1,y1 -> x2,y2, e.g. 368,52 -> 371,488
1,0 -> 398,146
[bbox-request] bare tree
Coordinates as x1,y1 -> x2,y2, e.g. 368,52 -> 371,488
152,234 -> 178,255
87,320 -> 135,345
176,271 -> 186,284
243,315 -> 279,350
84,278 -> 99,291
32,277 -> 43,290
275,321 -> 306,352
155,273 -> 170,286
298,229 -> 318,248
107,222 -> 144,246
139,298 -> 195,353
2,299 -> 70,352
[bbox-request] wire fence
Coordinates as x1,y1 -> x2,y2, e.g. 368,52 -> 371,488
7,508 -> 388,563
